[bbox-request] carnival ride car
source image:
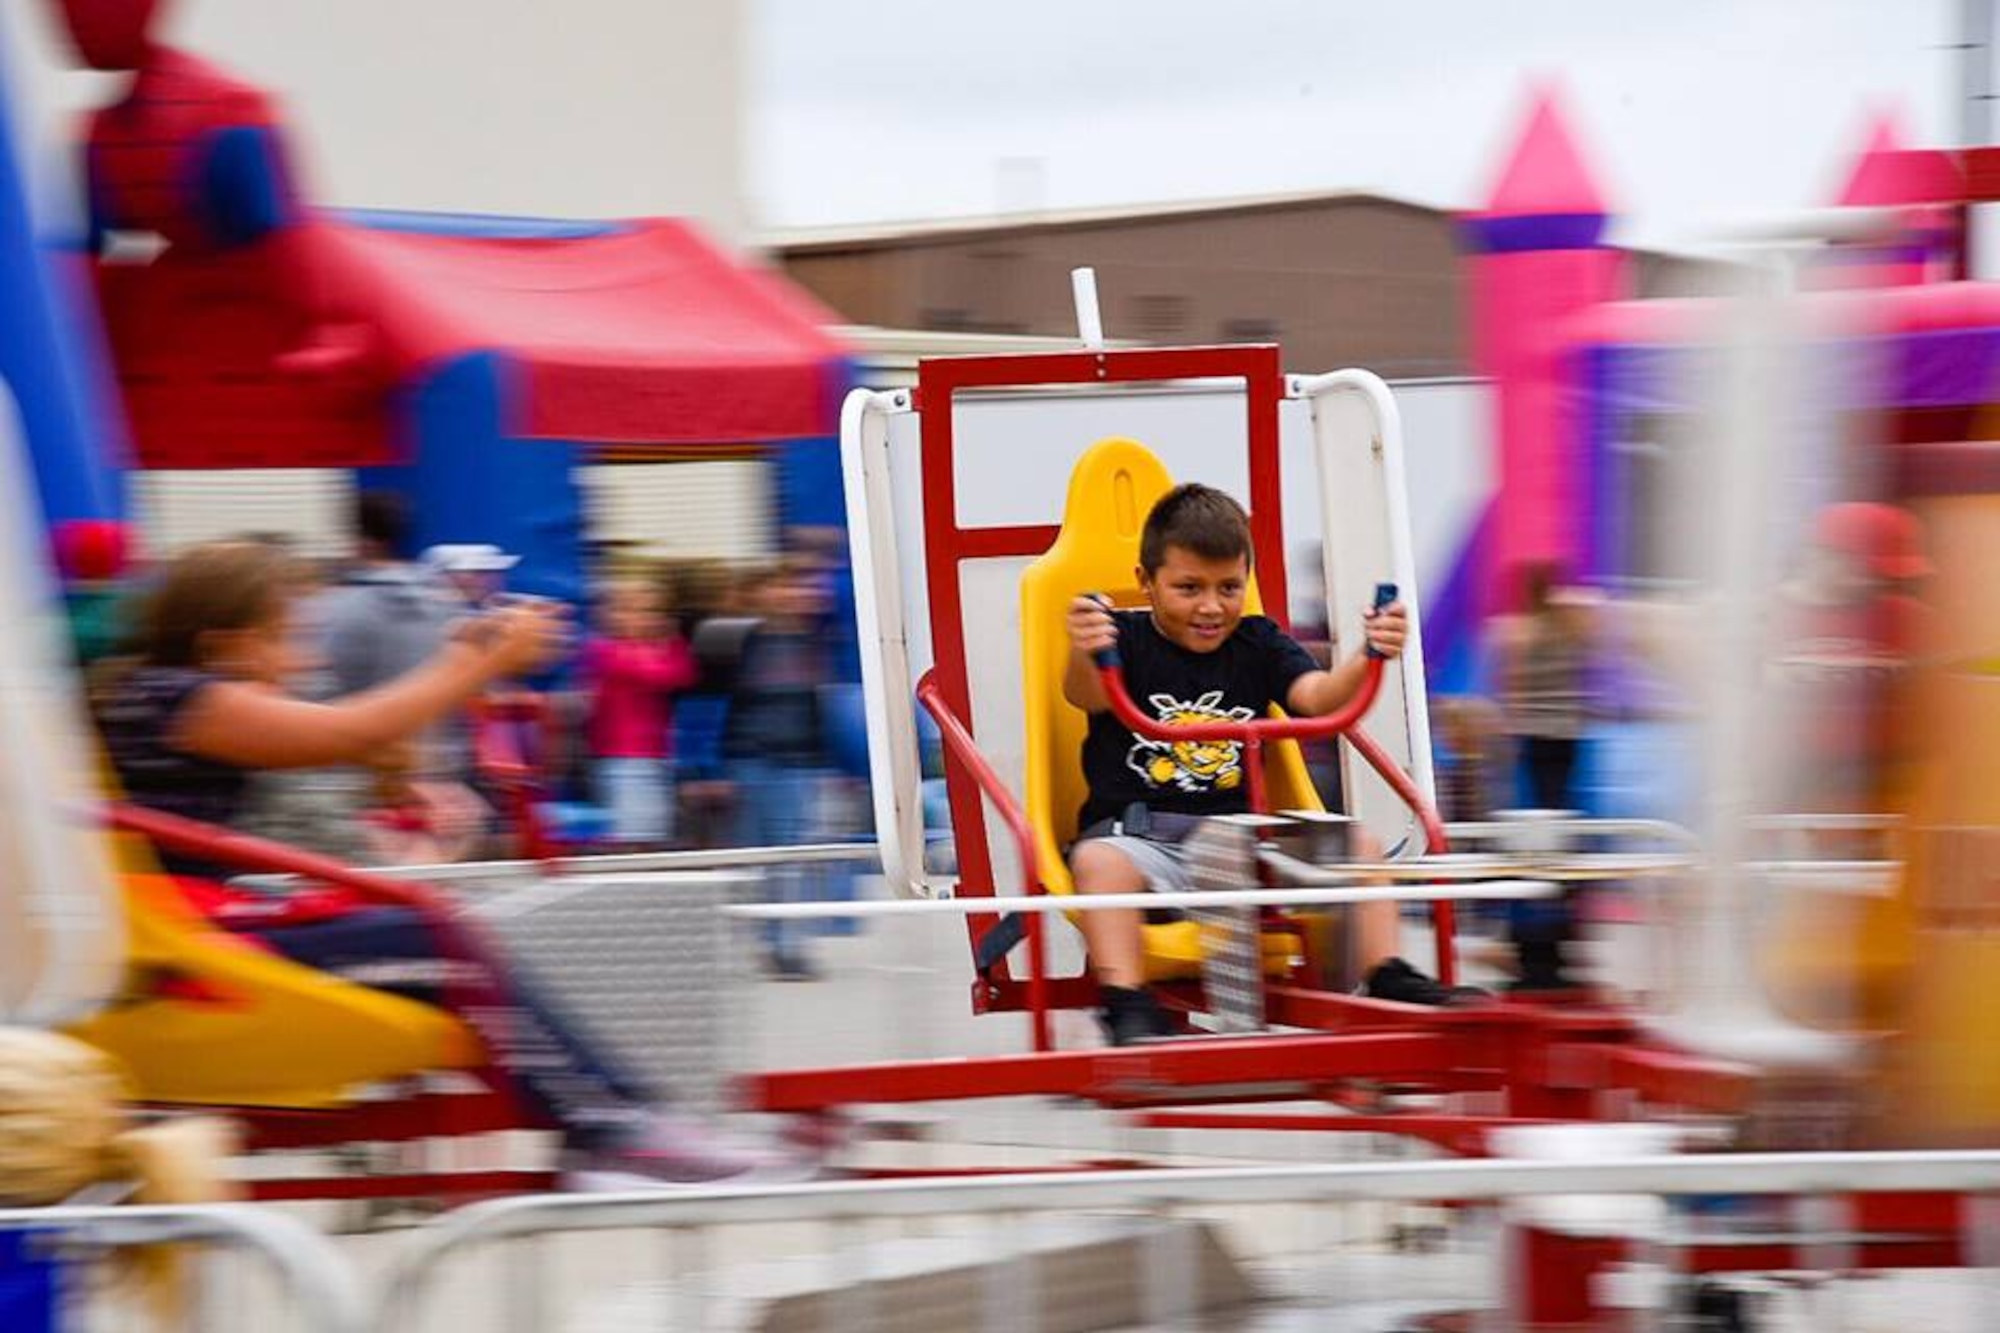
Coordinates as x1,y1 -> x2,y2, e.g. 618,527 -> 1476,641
742,342 -> 1731,1121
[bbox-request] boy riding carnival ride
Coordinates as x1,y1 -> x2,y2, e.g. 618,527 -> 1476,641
1062,481 -> 1468,1044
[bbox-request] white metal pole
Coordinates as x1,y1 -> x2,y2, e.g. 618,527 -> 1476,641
1071,267 -> 1104,348
1962,0 -> 1997,278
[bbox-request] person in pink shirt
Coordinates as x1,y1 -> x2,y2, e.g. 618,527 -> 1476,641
581,579 -> 696,845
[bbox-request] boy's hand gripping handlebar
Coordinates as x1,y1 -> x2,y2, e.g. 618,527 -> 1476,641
1363,580 -> 1399,659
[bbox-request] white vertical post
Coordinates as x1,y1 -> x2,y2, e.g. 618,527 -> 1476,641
1962,0 -> 1998,278
1071,267 -> 1105,348
841,387 -> 929,898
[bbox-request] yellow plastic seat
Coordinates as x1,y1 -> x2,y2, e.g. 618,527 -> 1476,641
64,826 -> 481,1110
1019,438 -> 1324,983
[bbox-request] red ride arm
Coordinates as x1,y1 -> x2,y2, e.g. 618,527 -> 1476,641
109,802 -> 450,915
1092,651 -> 1386,745
915,672 -> 1046,893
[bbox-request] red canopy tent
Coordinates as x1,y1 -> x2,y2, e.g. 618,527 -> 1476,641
100,214 -> 847,470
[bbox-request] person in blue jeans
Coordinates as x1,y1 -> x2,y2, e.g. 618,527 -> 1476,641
724,556 -> 835,980
1493,561 -> 1595,990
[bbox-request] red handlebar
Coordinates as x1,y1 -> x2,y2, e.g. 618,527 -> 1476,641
1093,655 -> 1386,745
1095,652 -> 1386,816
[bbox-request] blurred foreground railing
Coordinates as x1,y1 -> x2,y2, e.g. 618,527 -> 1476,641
0,1202 -> 366,1333
374,1150 -> 2000,1333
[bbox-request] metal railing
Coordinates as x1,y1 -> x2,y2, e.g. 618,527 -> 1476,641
373,1150 -> 2000,1332
231,842 -> 883,893
0,1202 -> 366,1333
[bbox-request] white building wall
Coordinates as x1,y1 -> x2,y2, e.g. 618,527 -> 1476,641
4,0 -> 747,243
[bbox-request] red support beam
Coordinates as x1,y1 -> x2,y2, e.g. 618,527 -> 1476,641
222,1089 -> 528,1150
1130,1110 -> 1569,1157
1680,1237 -> 1964,1274
740,1030 -> 1461,1113
1266,986 -> 1632,1039
245,1171 -> 555,1203
1558,1042 -> 1758,1116
956,524 -> 1063,559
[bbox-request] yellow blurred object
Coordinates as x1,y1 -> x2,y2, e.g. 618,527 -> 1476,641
1889,669 -> 2000,1141
63,829 -> 479,1109
0,1026 -> 130,1205
1860,493 -> 2000,1142
1019,438 -> 1318,982
1761,886 -> 1914,1032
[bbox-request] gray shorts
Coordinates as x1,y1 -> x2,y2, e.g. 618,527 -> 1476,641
1073,834 -> 1196,894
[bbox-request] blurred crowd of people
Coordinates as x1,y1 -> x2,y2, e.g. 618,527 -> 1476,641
59,491 -> 868,979
56,483 -> 1933,1009
1419,499 -> 1933,994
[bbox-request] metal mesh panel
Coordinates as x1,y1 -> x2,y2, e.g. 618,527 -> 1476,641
456,870 -> 757,1118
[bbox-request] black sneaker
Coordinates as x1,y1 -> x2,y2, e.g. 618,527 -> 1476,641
1098,985 -> 1177,1046
1363,957 -> 1489,1007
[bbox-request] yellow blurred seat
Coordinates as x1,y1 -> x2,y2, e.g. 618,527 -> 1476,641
1018,437 -> 1323,983
65,824 -> 483,1110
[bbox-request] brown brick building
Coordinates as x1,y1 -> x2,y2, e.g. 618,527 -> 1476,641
767,191 -> 1715,379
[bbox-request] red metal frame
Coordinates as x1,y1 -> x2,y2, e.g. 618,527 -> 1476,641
745,1029 -> 1463,1112
915,346 -> 1289,1003
1093,648 -> 1461,981
246,1170 -> 555,1203
909,345 -> 1468,992
1515,1190 -> 1978,1322
915,669 -> 1052,1051
741,997 -> 1764,1132
111,803 -> 472,919
736,345 -> 1780,1220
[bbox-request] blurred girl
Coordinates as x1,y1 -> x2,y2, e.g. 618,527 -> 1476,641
580,578 -> 696,845
94,541 -> 774,1183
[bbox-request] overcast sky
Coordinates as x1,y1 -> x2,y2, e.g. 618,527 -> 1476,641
750,0 -> 1960,250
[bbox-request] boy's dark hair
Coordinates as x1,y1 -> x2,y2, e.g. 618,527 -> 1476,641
1139,483 -> 1254,575
354,491 -> 411,559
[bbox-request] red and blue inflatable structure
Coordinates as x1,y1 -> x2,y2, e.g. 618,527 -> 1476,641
18,0 -> 851,606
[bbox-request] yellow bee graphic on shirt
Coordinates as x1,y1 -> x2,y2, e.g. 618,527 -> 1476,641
1127,690 -> 1255,794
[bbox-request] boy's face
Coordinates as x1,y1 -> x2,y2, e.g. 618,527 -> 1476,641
1138,545 -> 1249,653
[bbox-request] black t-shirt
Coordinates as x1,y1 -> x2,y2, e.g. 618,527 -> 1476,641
1078,611 -> 1318,828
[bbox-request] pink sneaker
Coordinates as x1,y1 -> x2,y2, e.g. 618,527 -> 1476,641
562,1112 -> 810,1190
